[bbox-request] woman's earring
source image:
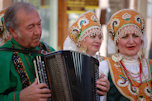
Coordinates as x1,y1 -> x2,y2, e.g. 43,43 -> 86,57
78,42 -> 87,53
80,45 -> 87,53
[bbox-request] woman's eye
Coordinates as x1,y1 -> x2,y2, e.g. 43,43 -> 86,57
133,34 -> 139,38
121,35 -> 128,39
98,35 -> 102,39
90,34 -> 96,38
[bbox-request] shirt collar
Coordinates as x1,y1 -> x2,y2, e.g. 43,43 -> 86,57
11,38 -> 36,50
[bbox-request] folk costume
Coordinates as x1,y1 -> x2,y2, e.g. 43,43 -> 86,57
63,11 -> 106,101
64,11 -> 104,59
0,38 -> 55,101
0,9 -> 11,46
100,9 -> 152,101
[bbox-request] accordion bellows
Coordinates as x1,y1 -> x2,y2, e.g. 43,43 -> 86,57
34,50 -> 100,101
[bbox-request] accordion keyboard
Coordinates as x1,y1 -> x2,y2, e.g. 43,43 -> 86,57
33,50 -> 100,101
33,56 -> 52,101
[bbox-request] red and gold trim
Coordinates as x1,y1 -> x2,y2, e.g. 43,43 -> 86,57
107,57 -> 152,101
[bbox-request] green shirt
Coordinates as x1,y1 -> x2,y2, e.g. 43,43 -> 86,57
0,38 -> 55,101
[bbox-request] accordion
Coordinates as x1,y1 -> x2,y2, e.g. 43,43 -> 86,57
33,50 -> 100,101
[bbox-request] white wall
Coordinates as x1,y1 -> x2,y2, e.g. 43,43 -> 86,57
49,0 -> 58,50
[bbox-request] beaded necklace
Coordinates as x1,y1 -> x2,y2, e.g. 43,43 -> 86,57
120,59 -> 143,89
112,54 -> 152,100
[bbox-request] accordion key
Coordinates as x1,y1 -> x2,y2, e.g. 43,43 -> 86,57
33,50 -> 100,101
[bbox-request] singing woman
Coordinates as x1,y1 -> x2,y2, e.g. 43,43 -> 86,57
101,9 -> 152,101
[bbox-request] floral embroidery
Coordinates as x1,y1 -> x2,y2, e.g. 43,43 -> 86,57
111,18 -> 120,27
109,57 -> 152,100
135,15 -> 142,24
68,11 -> 102,44
128,84 -> 139,96
107,9 -> 145,45
122,13 -> 131,21
137,96 -> 146,101
78,17 -> 89,28
112,54 -> 122,62
71,27 -> 80,36
144,86 -> 151,97
135,15 -> 144,33
117,75 -> 128,87
91,15 -> 98,22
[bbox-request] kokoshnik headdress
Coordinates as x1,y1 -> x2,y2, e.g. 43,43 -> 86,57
107,9 -> 146,59
64,11 -> 102,51
107,9 -> 145,44
0,8 -> 10,46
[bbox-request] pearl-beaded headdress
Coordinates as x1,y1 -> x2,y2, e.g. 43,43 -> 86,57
69,11 -> 102,45
107,9 -> 145,44
64,11 -> 102,51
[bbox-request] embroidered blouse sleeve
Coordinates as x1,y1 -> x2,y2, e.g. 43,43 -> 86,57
99,60 -> 109,77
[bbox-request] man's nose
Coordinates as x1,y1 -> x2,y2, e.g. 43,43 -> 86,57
34,25 -> 41,35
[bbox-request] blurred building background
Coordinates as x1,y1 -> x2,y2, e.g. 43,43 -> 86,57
0,0 -> 152,58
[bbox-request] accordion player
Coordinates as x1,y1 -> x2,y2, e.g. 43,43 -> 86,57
33,50 -> 100,101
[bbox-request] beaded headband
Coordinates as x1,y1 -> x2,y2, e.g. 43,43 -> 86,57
107,9 -> 145,44
68,11 -> 102,45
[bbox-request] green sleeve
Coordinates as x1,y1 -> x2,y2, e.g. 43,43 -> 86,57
0,91 -> 20,101
0,52 -> 20,101
0,50 -> 21,101
50,46 -> 55,52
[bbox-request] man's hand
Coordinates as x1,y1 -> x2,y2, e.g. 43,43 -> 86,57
19,79 -> 51,101
96,73 -> 110,96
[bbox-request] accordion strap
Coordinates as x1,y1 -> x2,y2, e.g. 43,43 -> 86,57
12,52 -> 31,88
0,42 -> 52,88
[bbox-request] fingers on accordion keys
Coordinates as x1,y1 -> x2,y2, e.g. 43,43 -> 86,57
33,56 -> 40,84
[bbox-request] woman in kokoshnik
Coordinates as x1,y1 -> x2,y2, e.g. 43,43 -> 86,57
64,11 -> 110,101
100,9 -> 152,101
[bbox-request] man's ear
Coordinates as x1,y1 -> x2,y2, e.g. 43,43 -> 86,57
9,27 -> 18,39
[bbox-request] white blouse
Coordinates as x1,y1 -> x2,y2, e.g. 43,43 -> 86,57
94,55 -> 108,101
